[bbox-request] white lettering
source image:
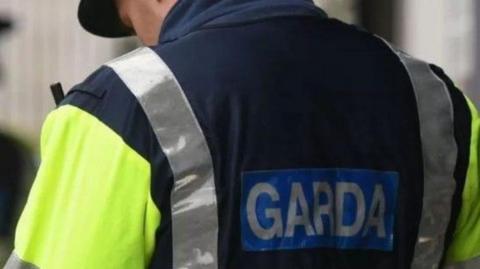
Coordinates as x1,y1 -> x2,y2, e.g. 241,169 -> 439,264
335,182 -> 366,237
247,180 -> 390,241
363,184 -> 387,238
285,183 -> 316,237
313,182 -> 334,235
247,183 -> 283,240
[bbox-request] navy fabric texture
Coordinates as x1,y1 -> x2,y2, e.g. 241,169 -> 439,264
154,2 -> 424,268
59,0 -> 472,268
159,0 -> 324,44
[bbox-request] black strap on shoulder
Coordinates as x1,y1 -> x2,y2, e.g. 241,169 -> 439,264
50,82 -> 65,106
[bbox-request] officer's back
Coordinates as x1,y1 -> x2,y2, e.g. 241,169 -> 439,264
153,6 -> 429,269
5,1 -> 480,269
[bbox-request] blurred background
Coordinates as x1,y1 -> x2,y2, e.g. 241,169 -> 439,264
0,0 -> 478,263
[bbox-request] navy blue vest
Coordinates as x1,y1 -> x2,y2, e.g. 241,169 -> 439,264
63,1 -> 472,268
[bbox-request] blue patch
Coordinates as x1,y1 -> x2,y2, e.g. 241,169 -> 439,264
241,168 -> 399,252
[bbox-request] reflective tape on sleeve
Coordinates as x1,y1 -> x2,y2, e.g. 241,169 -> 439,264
383,42 -> 458,268
4,252 -> 39,269
107,47 -> 218,269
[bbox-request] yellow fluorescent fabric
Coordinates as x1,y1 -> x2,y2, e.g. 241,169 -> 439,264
446,98 -> 480,263
13,105 -> 161,268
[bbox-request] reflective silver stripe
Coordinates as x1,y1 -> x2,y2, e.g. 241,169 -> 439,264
107,48 -> 218,269
445,256 -> 480,269
387,45 -> 458,268
3,252 -> 39,269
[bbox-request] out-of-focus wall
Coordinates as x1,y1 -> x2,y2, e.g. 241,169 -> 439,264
472,0 -> 480,104
397,0 -> 476,101
0,0 -> 127,138
315,0 -> 359,24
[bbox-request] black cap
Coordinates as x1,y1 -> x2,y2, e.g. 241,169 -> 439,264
78,0 -> 132,38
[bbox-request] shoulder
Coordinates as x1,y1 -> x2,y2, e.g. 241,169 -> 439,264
58,62 -> 155,161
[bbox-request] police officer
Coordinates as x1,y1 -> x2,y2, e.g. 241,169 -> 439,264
4,0 -> 480,269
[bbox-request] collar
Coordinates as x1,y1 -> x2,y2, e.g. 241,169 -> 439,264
159,0 -> 327,44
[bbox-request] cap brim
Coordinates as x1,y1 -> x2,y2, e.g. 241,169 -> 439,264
78,0 -> 132,38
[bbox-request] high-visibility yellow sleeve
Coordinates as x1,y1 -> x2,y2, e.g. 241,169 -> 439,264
11,105 -> 161,269
446,98 -> 480,264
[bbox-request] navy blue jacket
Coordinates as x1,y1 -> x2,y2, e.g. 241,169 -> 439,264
58,1 -> 474,268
